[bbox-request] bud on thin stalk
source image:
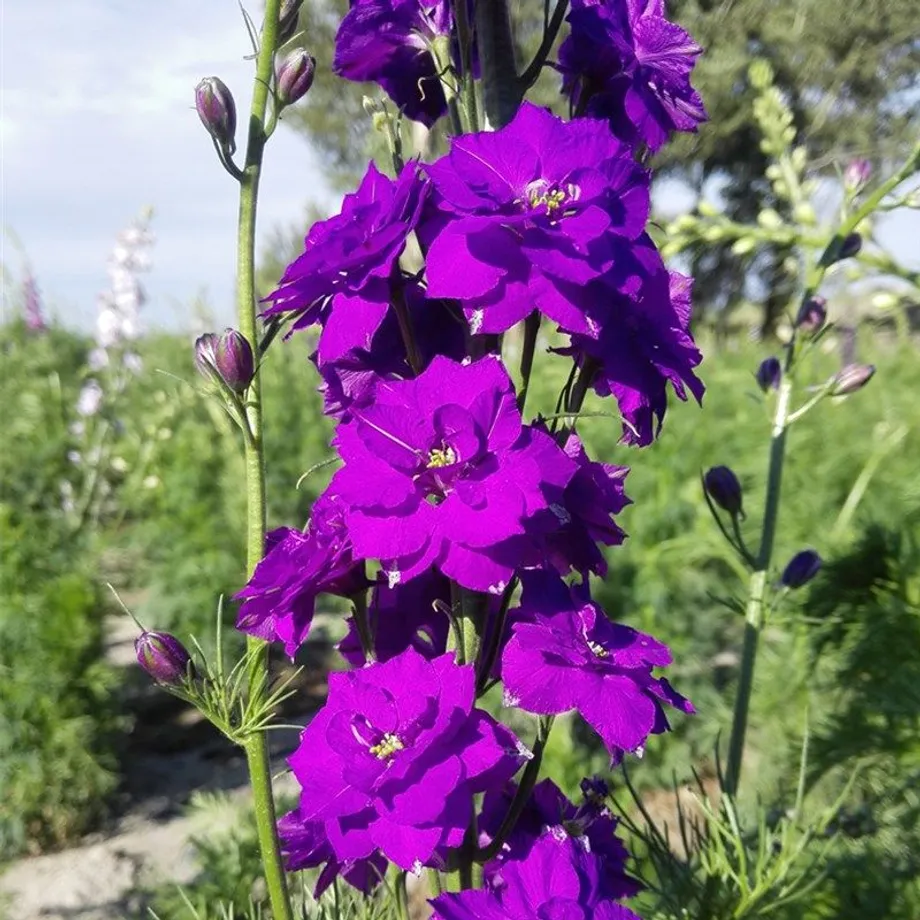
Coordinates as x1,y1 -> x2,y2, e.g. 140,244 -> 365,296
135,630 -> 196,685
703,466 -> 744,518
275,49 -> 316,106
195,77 -> 237,155
215,328 -> 256,394
781,549 -> 822,589
830,363 -> 875,396
795,296 -> 827,335
755,356 -> 782,392
843,158 -> 872,193
836,232 -> 862,261
194,332 -> 220,378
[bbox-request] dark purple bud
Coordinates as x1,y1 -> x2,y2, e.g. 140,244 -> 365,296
195,77 -> 237,155
580,776 -> 609,804
275,49 -> 316,106
843,159 -> 872,192
838,232 -> 862,261
755,356 -> 782,392
795,296 -> 827,334
830,363 -> 875,396
194,332 -> 220,378
704,466 -> 743,518
215,328 -> 255,393
277,0 -> 303,44
135,630 -> 195,684
781,549 -> 822,589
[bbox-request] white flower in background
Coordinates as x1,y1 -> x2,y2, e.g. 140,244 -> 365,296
76,380 -> 104,417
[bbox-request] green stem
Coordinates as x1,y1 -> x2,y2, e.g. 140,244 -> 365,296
516,312 -> 540,414
474,0 -> 519,129
724,367 -> 792,799
235,3 -> 293,919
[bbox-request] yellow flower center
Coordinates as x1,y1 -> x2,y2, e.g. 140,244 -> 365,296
427,446 -> 457,469
529,186 -> 568,214
587,640 -> 608,658
369,732 -> 404,761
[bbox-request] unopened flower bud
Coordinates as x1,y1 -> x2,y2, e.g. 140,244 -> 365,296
275,49 -> 316,106
580,776 -> 609,804
843,159 -> 872,192
755,356 -> 782,392
194,332 -> 219,378
830,363 -> 875,396
195,77 -> 237,155
277,0 -> 303,44
703,466 -> 743,518
135,630 -> 195,684
795,296 -> 827,334
837,232 -> 862,261
781,549 -> 822,589
215,328 -> 255,393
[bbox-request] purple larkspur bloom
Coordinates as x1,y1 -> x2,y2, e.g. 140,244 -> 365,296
234,493 -> 368,657
315,287 -> 465,422
480,778 -> 640,900
334,0 -> 453,126
263,161 -> 428,365
22,271 -> 47,332
530,432 -> 630,577
339,569 -> 451,667
431,831 -> 641,920
277,808 -> 387,897
559,0 -> 707,151
329,355 -> 575,593
423,102 -> 651,337
501,571 -> 693,759
560,258 -> 704,445
289,647 -> 527,871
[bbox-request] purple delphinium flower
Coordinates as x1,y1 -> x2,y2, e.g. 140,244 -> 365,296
559,258 -> 704,445
289,647 -> 527,871
559,0 -> 707,152
479,778 -> 641,900
277,808 -> 387,897
315,287 -> 465,422
431,831 -> 641,920
423,102 -> 651,337
329,355 -> 575,593
263,161 -> 428,365
334,0 -> 453,126
531,432 -> 631,578
338,569 -> 451,667
501,570 -> 693,760
234,493 -> 368,657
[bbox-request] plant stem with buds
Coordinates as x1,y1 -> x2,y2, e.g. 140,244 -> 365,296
235,3 -> 294,918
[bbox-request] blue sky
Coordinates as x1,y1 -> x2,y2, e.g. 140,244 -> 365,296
3,1 -> 918,334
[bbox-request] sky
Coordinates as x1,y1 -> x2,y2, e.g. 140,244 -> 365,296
2,1 -> 918,335
2,0 -> 331,333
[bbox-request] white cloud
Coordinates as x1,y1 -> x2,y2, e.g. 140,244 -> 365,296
3,0 -> 331,331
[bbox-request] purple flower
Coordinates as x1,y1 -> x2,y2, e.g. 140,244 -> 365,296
560,257 -> 704,445
423,102 -> 651,337
135,630 -> 195,685
531,433 -> 631,578
431,831 -> 641,920
559,0 -> 707,151
22,271 -> 47,332
338,570 -> 451,667
234,493 -> 368,657
289,647 -> 526,870
329,355 -> 576,593
315,287 -> 466,422
263,161 -> 428,365
277,808 -> 387,896
334,0 -> 453,126
501,571 -> 693,759
780,549 -> 822,589
755,356 -> 782,392
480,778 -> 641,900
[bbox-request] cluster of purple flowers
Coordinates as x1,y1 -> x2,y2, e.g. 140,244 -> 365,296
235,0 -> 707,912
